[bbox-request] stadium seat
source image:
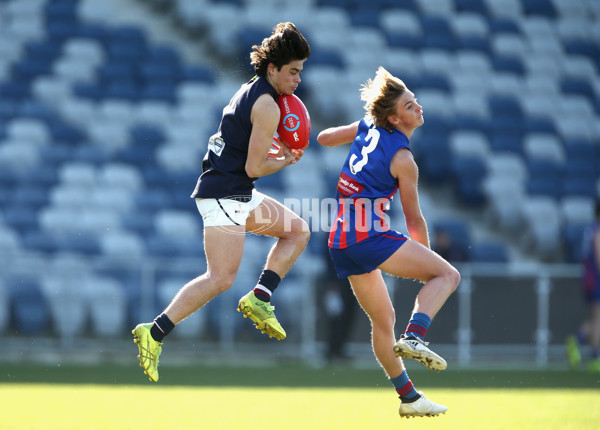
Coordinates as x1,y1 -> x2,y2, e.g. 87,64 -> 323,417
522,197 -> 562,258
433,219 -> 472,257
85,276 -> 127,337
451,155 -> 488,205
483,174 -> 526,231
469,241 -> 509,263
7,276 -> 50,335
563,222 -> 587,263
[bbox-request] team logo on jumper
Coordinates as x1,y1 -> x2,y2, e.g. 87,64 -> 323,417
208,134 -> 225,156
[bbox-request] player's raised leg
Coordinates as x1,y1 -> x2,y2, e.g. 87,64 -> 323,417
133,224 -> 246,381
349,270 -> 447,418
238,195 -> 310,339
378,239 -> 460,371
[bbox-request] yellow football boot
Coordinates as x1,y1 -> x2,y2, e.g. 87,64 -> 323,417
132,323 -> 162,382
237,291 -> 286,340
565,335 -> 581,369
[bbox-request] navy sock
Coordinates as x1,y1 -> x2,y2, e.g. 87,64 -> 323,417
253,269 -> 281,302
390,371 -> 420,402
150,313 -> 175,342
405,312 -> 431,340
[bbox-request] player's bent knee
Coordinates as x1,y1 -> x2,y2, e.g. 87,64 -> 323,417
208,271 -> 237,294
371,307 -> 396,332
288,218 -> 311,245
445,266 -> 461,294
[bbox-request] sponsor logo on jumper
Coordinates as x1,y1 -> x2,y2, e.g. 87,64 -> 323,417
337,172 -> 364,196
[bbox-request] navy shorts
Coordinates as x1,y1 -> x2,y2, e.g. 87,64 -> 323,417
329,230 -> 408,278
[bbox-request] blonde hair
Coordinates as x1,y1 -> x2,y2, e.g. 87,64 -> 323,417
360,67 -> 407,132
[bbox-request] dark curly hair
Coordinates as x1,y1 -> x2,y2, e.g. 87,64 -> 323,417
250,22 -> 311,77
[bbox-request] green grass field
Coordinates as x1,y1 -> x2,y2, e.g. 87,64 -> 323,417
1,363 -> 599,429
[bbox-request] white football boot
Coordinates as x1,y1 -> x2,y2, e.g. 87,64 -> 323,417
399,391 -> 448,418
393,335 -> 447,371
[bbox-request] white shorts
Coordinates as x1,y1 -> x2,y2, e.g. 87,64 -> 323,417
195,190 -> 265,227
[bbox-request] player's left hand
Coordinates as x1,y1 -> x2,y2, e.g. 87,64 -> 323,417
279,140 -> 304,165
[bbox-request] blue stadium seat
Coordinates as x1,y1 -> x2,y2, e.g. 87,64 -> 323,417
0,82 -> 30,101
563,39 -> 600,60
565,160 -> 597,182
488,17 -> 521,35
39,144 -> 73,166
129,124 -> 166,147
2,206 -> 38,234
386,33 -> 424,50
492,54 -> 525,75
139,62 -> 180,84
526,177 -> 562,199
0,100 -> 16,121
308,48 -> 346,69
141,82 -> 177,103
562,178 -> 597,199
454,0 -> 489,15
78,22 -> 109,42
117,143 -> 156,166
454,114 -> 490,135
560,77 -> 595,99
104,80 -> 139,101
132,189 -> 172,211
349,8 -> 380,29
433,218 -> 472,257
121,212 -> 155,236
22,230 -> 59,254
526,159 -> 562,199
451,155 -> 487,206
563,222 -> 587,263
524,116 -> 556,134
522,0 -> 556,17
469,241 -> 509,263
417,136 -> 451,183
180,64 -> 216,83
107,26 -> 148,52
47,20 -> 81,42
14,64 -> 51,88
458,34 -> 492,54
145,44 -> 182,65
106,44 -> 144,64
565,141 -> 598,164
98,62 -> 137,82
45,2 -> 78,25
55,233 -> 101,256
47,121 -> 87,144
24,40 -> 62,62
72,82 -> 104,100
419,72 -> 451,92
11,185 -> 49,209
7,277 -> 50,334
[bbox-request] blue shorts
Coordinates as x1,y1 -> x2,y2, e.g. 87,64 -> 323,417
329,231 -> 408,278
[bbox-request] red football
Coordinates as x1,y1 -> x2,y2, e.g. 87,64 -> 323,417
276,94 -> 310,150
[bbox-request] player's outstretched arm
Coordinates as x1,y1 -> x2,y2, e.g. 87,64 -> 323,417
317,121 -> 360,147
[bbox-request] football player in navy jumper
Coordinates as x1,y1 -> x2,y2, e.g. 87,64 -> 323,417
318,67 -> 460,418
133,22 -> 311,382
